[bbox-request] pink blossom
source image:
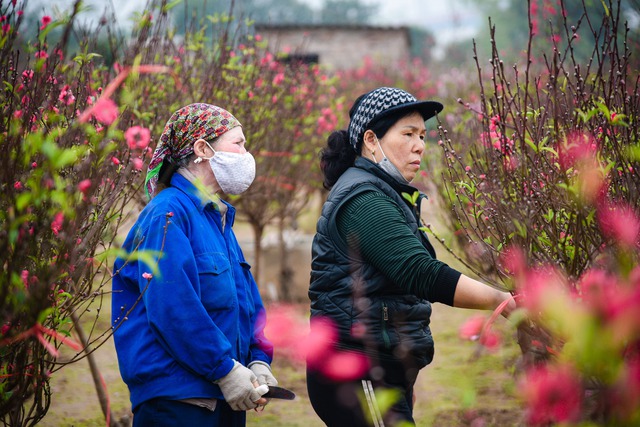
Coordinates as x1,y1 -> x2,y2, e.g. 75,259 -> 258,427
125,125 -> 151,150
557,132 -> 597,171
272,73 -> 285,86
31,162 -> 37,168
21,270 -> 29,287
13,181 -> 22,190
255,34 -> 262,42
111,157 -> 120,166
263,305 -> 307,356
520,364 -> 582,425
22,69 -> 34,82
479,329 -> 501,350
12,109 -> 22,119
132,158 -> 143,170
40,16 -> 52,30
302,317 -> 337,368
597,201 -> 640,249
35,50 -> 48,59
459,315 -> 486,341
142,272 -> 153,280
51,212 -> 64,236
92,98 -> 119,125
58,85 -> 75,105
320,351 -> 369,381
516,266 -> 567,315
77,179 -> 91,194
2,24 -> 10,35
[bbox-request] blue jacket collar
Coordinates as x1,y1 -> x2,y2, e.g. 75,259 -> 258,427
169,174 -> 236,224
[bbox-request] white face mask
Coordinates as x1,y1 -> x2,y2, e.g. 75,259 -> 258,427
373,138 -> 410,184
203,142 -> 256,194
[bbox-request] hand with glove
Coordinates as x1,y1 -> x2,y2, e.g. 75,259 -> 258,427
215,361 -> 268,411
248,361 -> 278,387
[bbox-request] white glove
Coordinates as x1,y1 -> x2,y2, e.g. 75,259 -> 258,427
248,361 -> 278,387
215,361 -> 262,411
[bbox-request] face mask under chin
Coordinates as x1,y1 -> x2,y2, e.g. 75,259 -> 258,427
374,139 -> 410,184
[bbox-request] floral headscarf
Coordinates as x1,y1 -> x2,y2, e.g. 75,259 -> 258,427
145,103 -> 241,198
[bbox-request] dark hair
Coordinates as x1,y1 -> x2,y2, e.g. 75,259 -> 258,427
156,153 -> 195,193
319,108 -> 414,190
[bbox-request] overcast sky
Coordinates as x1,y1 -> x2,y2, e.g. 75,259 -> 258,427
32,0 -> 481,54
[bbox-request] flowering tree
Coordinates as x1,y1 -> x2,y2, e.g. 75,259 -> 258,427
0,1 -> 166,424
433,0 -> 640,424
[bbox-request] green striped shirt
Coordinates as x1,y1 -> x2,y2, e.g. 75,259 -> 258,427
336,190 -> 460,305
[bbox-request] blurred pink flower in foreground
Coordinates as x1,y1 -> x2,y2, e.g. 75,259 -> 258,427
125,126 -> 151,150
79,97 -> 119,125
557,131 -> 597,171
264,305 -> 369,380
520,364 -> 582,426
597,201 -> 640,250
459,315 -> 485,341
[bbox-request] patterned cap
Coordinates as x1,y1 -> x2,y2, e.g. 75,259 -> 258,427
347,87 -> 443,150
145,103 -> 241,198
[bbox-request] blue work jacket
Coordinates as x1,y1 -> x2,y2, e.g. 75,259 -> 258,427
112,173 -> 272,410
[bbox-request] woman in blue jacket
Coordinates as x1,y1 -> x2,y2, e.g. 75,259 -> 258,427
112,103 -> 276,427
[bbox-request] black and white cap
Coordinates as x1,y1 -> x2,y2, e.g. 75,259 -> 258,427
347,87 -> 443,150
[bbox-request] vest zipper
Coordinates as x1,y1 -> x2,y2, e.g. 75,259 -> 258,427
382,303 -> 390,349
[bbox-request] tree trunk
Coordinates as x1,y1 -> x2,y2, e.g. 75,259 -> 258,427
278,216 -> 293,301
70,312 -> 122,427
251,222 -> 264,286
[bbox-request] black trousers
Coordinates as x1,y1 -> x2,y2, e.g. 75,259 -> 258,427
133,398 -> 246,427
307,360 -> 418,427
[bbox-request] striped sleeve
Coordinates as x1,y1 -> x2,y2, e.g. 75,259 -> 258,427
336,190 -> 460,305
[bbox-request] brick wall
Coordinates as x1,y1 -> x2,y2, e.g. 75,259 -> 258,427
255,24 -> 412,70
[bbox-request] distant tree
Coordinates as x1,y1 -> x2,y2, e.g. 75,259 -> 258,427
464,0 -> 640,64
408,26 -> 437,63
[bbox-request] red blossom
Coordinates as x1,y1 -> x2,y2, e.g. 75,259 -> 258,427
77,179 -> 91,194
520,364 -> 582,425
111,156 -> 120,166
50,212 -> 64,236
40,16 -> 51,30
13,181 -> 22,190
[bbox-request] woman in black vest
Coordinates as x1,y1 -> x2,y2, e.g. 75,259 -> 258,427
307,87 -> 515,426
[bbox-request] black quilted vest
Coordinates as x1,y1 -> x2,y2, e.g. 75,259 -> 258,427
309,157 -> 436,368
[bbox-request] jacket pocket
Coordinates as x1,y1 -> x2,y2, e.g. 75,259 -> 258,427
196,252 -> 235,310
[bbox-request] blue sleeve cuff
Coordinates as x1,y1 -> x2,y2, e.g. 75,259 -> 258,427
210,357 -> 235,382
